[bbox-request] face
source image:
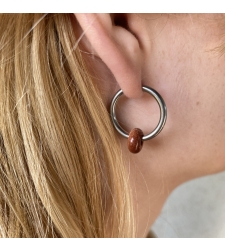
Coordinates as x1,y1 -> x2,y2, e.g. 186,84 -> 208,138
79,14 -> 225,183
115,14 -> 225,185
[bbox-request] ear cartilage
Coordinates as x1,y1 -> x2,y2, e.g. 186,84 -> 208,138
110,86 -> 167,154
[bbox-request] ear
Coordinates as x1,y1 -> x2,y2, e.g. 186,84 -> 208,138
74,13 -> 143,99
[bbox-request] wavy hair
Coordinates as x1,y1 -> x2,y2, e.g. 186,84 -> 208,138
0,14 -> 134,237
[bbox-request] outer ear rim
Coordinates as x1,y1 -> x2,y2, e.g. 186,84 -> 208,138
74,13 -> 143,99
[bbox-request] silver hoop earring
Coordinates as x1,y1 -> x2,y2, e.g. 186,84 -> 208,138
110,86 -> 167,153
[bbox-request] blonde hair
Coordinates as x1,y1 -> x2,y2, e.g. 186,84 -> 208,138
0,14 -> 134,237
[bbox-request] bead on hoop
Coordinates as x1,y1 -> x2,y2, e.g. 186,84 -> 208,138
110,86 -> 167,153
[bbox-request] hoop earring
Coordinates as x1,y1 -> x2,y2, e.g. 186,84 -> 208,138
110,86 -> 167,154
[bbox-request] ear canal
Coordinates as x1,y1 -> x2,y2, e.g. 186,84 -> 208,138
112,14 -> 128,29
111,14 -> 138,41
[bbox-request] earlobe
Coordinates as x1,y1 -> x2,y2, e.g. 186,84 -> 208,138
74,13 -> 143,99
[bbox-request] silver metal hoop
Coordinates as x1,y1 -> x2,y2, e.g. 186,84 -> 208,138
110,86 -> 167,141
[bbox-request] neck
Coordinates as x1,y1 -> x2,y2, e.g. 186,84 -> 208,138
130,164 -> 174,237
124,142 -> 186,238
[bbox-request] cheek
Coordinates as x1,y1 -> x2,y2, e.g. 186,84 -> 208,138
146,42 -> 225,178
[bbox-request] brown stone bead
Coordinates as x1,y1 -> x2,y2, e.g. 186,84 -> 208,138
127,128 -> 144,154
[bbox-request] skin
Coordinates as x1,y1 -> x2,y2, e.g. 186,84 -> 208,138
74,14 -> 225,237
